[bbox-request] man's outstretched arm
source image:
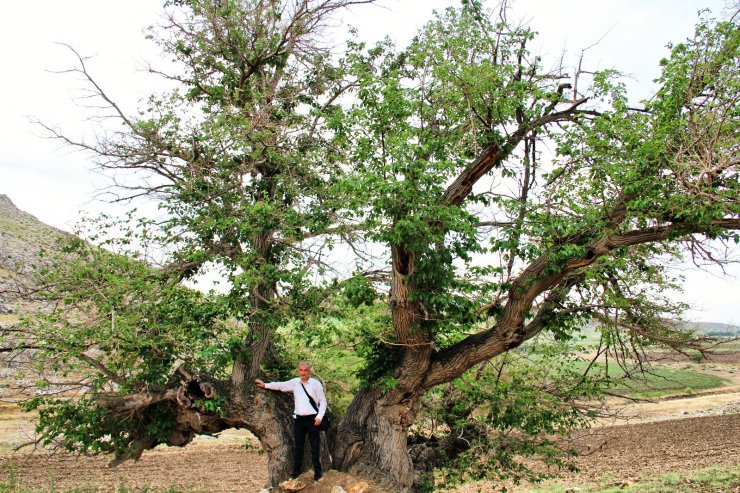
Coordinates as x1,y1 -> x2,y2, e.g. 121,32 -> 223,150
255,378 -> 293,392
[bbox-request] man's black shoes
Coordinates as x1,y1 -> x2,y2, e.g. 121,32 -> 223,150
313,472 -> 323,482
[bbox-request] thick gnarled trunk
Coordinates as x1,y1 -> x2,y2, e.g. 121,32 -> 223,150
333,389 -> 421,492
333,235 -> 433,489
330,244 -> 433,491
349,401 -> 417,489
233,386 -> 295,488
103,375 -> 297,489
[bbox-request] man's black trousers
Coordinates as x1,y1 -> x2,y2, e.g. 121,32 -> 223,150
293,414 -> 321,477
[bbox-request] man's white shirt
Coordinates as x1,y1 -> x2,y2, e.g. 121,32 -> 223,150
264,377 -> 327,419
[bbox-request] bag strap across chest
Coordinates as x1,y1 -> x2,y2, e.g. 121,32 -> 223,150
300,381 -> 320,414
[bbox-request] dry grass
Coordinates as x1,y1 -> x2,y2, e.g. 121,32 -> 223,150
0,404 -> 36,454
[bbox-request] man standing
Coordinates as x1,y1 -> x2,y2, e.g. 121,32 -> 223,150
255,362 -> 327,481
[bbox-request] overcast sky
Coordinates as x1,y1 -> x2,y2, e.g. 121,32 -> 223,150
0,0 -> 737,324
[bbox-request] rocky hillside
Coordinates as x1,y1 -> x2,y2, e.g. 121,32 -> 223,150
0,194 -> 69,313
0,194 -> 68,253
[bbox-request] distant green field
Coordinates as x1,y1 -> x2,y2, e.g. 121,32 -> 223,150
612,368 -> 727,398
713,340 -> 740,353
570,322 -> 740,346
648,338 -> 740,354
568,361 -> 728,399
522,464 -> 740,492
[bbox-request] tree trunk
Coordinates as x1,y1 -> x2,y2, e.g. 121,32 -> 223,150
333,388 -> 423,492
233,385 -> 295,488
328,245 -> 432,491
103,374 -> 301,489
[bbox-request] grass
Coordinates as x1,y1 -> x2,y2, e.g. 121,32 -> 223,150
567,360 -> 728,399
521,463 -> 740,492
610,367 -> 727,399
0,216 -> 63,249
713,340 -> 740,353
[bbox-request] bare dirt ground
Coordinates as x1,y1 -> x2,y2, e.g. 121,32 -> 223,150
1,358 -> 738,492
2,410 -> 739,492
455,413 -> 740,492
549,413 -> 740,487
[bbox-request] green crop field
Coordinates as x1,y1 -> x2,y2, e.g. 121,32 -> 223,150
521,464 -> 740,492
612,368 -> 727,398
565,360 -> 728,399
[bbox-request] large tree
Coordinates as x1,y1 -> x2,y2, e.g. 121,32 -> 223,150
328,4 -> 739,488
4,1 -> 739,491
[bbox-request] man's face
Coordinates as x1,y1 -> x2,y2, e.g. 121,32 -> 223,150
298,364 -> 311,379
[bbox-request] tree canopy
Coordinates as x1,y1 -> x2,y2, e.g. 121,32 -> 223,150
3,1 -> 739,491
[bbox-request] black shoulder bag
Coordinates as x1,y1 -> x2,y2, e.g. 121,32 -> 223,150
300,382 -> 329,431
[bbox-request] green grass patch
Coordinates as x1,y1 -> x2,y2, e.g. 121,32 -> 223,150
521,463 -> 740,492
612,367 -> 727,398
713,340 -> 740,353
565,360 -> 728,399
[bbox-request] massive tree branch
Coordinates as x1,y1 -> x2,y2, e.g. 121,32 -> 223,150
96,388 -> 179,413
423,216 -> 740,388
441,98 -> 590,206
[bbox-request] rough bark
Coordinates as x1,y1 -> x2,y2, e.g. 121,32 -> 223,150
102,374 -> 298,489
334,389 -> 421,491
332,388 -> 382,471
330,242 -> 431,491
389,245 -> 433,392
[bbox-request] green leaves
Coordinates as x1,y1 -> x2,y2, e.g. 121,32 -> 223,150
25,231 -> 237,389
22,397 -> 136,456
343,275 -> 377,308
424,342 -> 606,488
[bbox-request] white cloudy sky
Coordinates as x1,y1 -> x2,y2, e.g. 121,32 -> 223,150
0,0 -> 738,323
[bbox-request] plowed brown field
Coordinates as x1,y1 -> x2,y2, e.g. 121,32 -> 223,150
0,410 -> 738,492
1,359 -> 738,493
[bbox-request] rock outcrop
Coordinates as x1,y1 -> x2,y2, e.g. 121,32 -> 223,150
0,194 -> 69,307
